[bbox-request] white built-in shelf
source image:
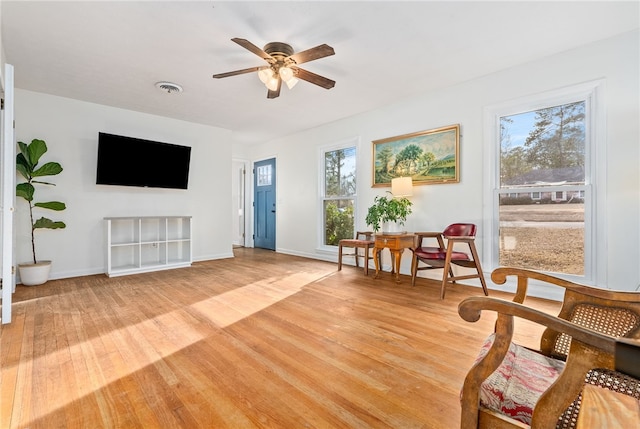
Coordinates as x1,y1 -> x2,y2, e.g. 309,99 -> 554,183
104,216 -> 192,277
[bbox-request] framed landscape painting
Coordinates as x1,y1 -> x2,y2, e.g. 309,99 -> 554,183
372,124 -> 460,187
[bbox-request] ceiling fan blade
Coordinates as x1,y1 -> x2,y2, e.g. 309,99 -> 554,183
267,78 -> 282,99
231,38 -> 273,61
292,67 -> 335,90
289,44 -> 335,65
212,66 -> 263,79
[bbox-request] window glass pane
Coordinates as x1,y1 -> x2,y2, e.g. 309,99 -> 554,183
325,147 -> 356,197
499,198 -> 584,275
498,100 -> 586,276
256,165 -> 272,186
500,101 -> 585,188
322,144 -> 357,248
324,199 -> 354,245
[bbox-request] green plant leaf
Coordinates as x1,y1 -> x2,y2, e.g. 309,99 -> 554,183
16,183 -> 34,201
33,217 -> 66,230
365,193 -> 413,232
17,141 -> 32,168
32,161 -> 63,178
34,201 -> 66,211
15,157 -> 31,180
26,139 -> 47,167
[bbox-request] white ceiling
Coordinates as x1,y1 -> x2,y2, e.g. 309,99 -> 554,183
2,1 -> 638,144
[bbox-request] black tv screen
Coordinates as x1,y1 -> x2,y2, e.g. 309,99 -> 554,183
96,132 -> 191,189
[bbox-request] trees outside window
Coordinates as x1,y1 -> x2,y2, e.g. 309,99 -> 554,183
322,145 -> 356,246
497,100 -> 589,277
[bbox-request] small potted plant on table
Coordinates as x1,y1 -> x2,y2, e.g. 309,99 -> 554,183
16,138 -> 66,285
365,192 -> 413,234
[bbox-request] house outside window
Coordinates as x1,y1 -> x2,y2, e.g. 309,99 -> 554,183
552,191 -> 567,202
486,81 -> 603,283
320,140 -> 357,247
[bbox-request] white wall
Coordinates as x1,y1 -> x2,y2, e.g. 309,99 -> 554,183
239,30 -> 640,292
15,90 -> 234,280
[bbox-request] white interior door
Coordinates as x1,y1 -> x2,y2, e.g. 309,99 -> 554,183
1,64 -> 16,324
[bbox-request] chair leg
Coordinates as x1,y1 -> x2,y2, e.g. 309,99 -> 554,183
363,245 -> 369,276
441,242 -> 455,300
354,247 -> 360,268
468,242 -> 489,296
338,244 -> 343,271
411,253 -> 418,286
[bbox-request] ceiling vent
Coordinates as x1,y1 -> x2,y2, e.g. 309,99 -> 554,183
155,81 -> 183,94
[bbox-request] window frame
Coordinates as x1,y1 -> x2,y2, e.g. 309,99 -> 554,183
317,136 -> 360,252
483,81 -> 606,287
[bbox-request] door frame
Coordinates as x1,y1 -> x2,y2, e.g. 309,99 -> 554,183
231,158 -> 250,247
2,64 -> 15,324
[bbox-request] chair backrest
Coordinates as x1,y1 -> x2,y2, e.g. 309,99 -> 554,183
443,223 -> 477,238
355,231 -> 374,241
542,289 -> 640,359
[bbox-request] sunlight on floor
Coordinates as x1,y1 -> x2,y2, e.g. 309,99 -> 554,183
9,268 -> 336,425
192,269 -> 335,328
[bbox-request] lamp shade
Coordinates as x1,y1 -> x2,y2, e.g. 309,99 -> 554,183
284,77 -> 299,89
265,76 -> 280,91
258,68 -> 273,84
279,66 -> 295,82
391,177 -> 413,197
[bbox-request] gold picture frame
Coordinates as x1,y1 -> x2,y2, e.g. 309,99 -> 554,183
372,124 -> 460,187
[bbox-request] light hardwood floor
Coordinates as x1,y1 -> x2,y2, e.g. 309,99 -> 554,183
1,248 -> 560,428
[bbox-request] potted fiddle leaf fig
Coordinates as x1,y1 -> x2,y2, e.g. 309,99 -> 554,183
365,192 -> 413,233
16,138 -> 66,285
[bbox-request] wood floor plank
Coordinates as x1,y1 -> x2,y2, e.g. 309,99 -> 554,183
1,248 -> 561,428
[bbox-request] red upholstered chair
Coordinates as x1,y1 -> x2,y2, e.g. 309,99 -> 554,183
338,231 -> 376,276
410,223 -> 489,299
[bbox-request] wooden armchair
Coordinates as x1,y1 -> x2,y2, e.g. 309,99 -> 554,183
458,267 -> 640,429
411,223 -> 489,299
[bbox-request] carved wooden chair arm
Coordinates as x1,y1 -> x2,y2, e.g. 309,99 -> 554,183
459,296 -> 618,429
412,231 -> 445,249
459,296 -> 617,353
491,267 -> 640,305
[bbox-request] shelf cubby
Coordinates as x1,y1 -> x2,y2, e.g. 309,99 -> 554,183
105,216 -> 192,277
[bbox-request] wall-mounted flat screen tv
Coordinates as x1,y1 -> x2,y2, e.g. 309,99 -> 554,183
96,132 -> 191,189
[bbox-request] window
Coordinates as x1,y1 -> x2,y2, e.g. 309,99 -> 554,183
321,141 -> 357,247
487,81 -> 603,283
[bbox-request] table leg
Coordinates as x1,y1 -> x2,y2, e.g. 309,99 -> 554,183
392,249 -> 402,283
373,247 -> 381,278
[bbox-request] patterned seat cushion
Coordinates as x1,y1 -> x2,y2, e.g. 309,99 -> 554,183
475,334 -> 566,425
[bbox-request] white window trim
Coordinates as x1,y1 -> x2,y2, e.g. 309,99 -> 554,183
483,80 -> 606,292
317,136 -> 360,253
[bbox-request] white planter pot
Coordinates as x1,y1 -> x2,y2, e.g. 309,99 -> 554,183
381,221 -> 406,234
18,261 -> 52,286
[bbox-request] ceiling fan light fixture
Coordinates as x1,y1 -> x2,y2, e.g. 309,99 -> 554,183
285,77 -> 299,90
265,76 -> 280,91
279,66 -> 294,82
257,68 -> 273,84
212,38 -> 336,99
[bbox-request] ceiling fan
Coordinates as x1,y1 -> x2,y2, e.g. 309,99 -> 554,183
212,38 -> 335,99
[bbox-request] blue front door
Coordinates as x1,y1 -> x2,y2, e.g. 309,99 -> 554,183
253,158 -> 276,250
